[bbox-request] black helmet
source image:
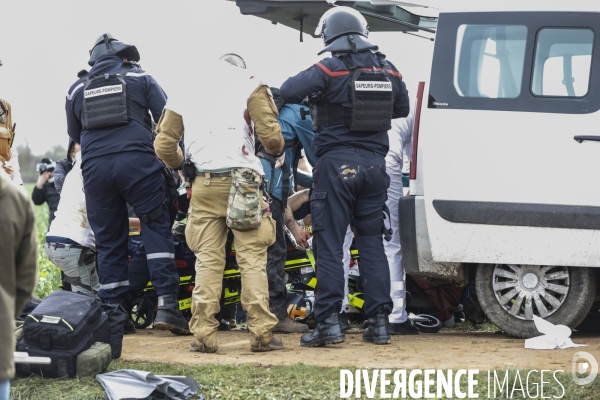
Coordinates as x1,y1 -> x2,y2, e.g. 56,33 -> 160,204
315,7 -> 378,55
88,33 -> 140,66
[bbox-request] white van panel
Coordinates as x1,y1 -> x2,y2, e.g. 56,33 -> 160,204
421,107 -> 600,266
421,108 -> 600,205
424,201 -> 600,266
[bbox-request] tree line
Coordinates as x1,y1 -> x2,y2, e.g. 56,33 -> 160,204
16,144 -> 67,183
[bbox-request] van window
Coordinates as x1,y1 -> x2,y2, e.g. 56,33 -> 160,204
532,28 -> 594,97
454,25 -> 527,99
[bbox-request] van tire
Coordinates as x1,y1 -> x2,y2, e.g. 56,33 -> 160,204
475,264 -> 596,338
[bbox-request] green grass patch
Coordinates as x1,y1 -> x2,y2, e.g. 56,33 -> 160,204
25,182 -> 62,299
10,362 -> 599,399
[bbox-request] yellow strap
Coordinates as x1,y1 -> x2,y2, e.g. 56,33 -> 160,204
27,315 -> 39,322
306,250 -> 315,267
348,293 -> 365,309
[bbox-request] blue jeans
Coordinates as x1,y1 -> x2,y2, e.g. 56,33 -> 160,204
0,380 -> 9,400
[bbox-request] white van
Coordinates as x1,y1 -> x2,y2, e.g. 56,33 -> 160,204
236,1 -> 599,337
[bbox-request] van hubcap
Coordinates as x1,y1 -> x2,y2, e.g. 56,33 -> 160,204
492,265 -> 570,320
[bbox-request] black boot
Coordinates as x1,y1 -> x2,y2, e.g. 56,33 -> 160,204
363,310 -> 391,345
339,312 -> 351,331
102,303 -> 127,359
154,294 -> 190,335
123,316 -> 137,335
300,312 -> 346,347
388,319 -> 419,335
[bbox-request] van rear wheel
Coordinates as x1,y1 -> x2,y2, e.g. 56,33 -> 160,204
475,264 -> 596,338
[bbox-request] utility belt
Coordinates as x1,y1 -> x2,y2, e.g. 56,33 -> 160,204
46,242 -> 87,250
195,170 -> 232,178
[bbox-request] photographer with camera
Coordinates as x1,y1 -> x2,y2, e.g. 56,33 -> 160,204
31,157 -> 59,227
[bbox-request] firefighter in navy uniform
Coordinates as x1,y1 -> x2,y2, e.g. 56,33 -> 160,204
280,7 -> 410,347
65,34 -> 188,356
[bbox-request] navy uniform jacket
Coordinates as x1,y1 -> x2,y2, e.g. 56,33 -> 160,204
280,51 -> 409,158
65,54 -> 167,163
260,103 -> 318,202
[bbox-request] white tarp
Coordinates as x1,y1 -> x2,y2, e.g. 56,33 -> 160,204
96,369 -> 201,400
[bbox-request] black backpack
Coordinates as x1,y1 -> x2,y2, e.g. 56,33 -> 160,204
17,290 -> 108,378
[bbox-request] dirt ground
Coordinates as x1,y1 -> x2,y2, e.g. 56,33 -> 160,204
121,328 -> 600,371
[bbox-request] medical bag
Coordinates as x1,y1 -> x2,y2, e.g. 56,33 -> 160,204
16,290 -> 109,378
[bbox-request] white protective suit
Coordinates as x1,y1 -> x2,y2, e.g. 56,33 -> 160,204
47,153 -> 95,249
385,103 -> 415,324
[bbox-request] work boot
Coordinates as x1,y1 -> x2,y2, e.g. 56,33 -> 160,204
251,336 -> 284,352
300,312 -> 346,347
273,316 -> 309,333
363,310 -> 391,345
339,312 -> 351,331
388,319 -> 419,335
190,338 -> 218,354
123,316 -> 137,335
154,294 -> 190,335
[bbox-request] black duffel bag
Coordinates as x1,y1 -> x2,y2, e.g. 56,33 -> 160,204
17,290 -> 109,378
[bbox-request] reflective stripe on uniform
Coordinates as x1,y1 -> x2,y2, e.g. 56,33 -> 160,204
146,252 -> 175,260
66,82 -> 84,100
67,72 -> 147,101
126,72 -> 149,77
393,298 -> 404,309
99,280 -> 130,290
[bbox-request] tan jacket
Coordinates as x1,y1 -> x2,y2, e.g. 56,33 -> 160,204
0,169 -> 37,381
155,84 -> 284,170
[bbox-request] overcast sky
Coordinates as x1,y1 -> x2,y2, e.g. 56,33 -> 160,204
0,0 -> 437,155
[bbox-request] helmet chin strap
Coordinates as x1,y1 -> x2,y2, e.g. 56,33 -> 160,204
347,35 -> 358,53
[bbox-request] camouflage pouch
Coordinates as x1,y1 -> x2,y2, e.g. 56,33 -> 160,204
227,167 -> 263,231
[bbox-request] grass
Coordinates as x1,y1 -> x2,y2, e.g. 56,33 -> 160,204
10,361 -> 599,399
24,182 -> 63,299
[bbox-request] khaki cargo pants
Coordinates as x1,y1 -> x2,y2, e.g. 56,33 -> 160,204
186,171 -> 278,349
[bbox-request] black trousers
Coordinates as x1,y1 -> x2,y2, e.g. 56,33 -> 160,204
83,152 -> 179,302
311,148 -> 393,322
266,197 -> 289,318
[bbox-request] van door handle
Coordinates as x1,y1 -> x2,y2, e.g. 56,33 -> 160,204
574,135 -> 600,143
